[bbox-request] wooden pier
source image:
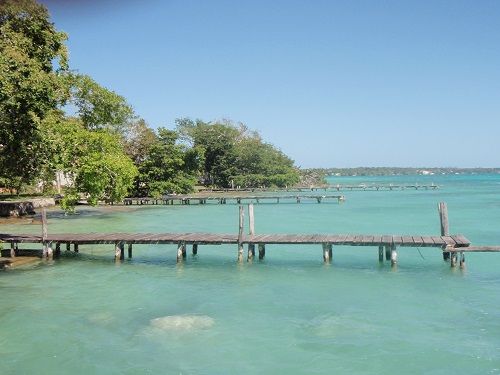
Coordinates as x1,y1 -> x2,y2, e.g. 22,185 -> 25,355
123,194 -> 345,205
1,202 -> 497,269
329,183 -> 439,191
197,184 -> 439,193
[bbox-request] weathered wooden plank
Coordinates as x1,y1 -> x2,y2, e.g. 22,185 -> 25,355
381,235 -> 393,245
412,236 -> 424,246
451,235 -> 471,247
448,246 -> 500,252
392,235 -> 403,245
431,236 -> 446,246
361,235 -> 375,245
421,236 -> 435,246
402,236 -> 414,246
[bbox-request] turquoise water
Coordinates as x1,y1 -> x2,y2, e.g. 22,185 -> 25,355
1,174 -> 500,374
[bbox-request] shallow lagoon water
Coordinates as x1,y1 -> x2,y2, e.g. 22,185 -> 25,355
1,175 -> 500,374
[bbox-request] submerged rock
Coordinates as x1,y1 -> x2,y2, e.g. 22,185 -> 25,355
149,315 -> 214,331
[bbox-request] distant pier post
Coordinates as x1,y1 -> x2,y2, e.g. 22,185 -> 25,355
192,243 -> 198,255
438,202 -> 450,261
128,243 -> 133,259
378,245 -> 384,262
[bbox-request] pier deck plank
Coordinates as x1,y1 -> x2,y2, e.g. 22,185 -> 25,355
0,232 -> 479,250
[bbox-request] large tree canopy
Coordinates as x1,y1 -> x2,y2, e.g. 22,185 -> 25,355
0,0 -> 68,191
176,118 -> 299,188
0,0 -> 300,204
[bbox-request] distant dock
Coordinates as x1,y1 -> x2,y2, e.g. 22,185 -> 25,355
197,184 -> 440,193
123,194 -> 345,205
1,202 -> 498,270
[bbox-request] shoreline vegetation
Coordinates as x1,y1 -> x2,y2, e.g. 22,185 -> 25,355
1,1 -> 498,213
0,0 -> 299,213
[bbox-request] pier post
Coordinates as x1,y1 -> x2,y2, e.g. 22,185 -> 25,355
378,245 -> 384,262
55,242 -> 61,258
128,243 -> 133,258
66,242 -> 70,252
10,242 -> 16,258
450,250 -> 457,267
258,244 -> 266,259
385,245 -> 391,261
74,243 -> 79,253
114,242 -> 124,261
237,205 -> 245,262
322,243 -> 332,263
46,241 -> 53,259
41,208 -> 48,257
438,202 -> 450,261
459,251 -> 465,268
248,243 -> 255,261
114,242 -> 120,260
177,242 -> 186,262
248,204 -> 255,261
390,244 -> 398,266
192,244 -> 198,255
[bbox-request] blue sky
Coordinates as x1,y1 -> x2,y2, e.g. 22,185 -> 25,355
41,0 -> 500,168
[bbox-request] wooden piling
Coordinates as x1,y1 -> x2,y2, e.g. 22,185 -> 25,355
114,242 -> 120,260
41,208 -> 48,258
66,242 -> 70,251
248,243 -> 255,261
385,245 -> 391,261
248,204 -> 255,261
10,242 -> 16,258
378,245 -> 384,262
258,244 -> 266,259
438,202 -> 450,261
46,241 -> 53,258
237,205 -> 244,262
192,243 -> 198,255
55,242 -> 61,258
390,244 -> 398,266
459,251 -> 465,268
177,242 -> 186,262
128,243 -> 133,258
74,243 -> 79,253
322,243 -> 332,262
248,204 -> 255,235
450,251 -> 457,267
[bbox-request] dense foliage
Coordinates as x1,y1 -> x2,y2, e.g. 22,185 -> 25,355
0,0 -> 68,191
0,0 -> 300,208
176,118 -> 299,188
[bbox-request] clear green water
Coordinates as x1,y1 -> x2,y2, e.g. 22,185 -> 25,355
1,175 -> 500,374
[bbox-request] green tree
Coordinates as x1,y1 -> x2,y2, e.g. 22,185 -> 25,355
176,118 -> 299,188
124,118 -> 157,164
0,0 -> 68,192
135,128 -> 202,197
70,74 -> 134,135
40,112 -> 137,208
